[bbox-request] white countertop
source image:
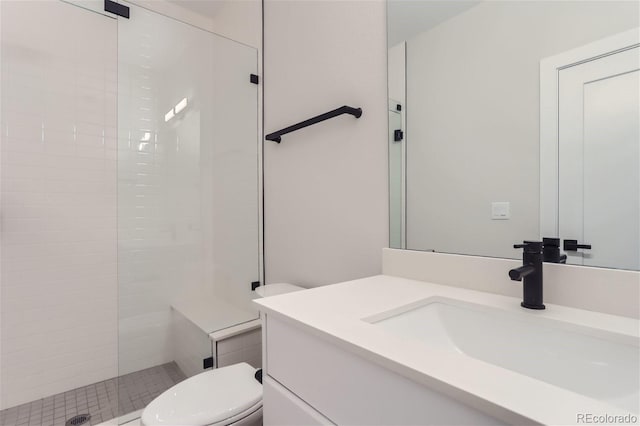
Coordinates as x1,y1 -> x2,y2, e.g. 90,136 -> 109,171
254,275 -> 639,425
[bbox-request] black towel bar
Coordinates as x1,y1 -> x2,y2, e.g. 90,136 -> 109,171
265,105 -> 362,143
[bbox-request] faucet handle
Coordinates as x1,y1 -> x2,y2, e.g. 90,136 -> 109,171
513,241 -> 543,252
563,239 -> 591,251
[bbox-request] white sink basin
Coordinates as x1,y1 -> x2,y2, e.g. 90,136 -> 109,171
370,297 -> 639,413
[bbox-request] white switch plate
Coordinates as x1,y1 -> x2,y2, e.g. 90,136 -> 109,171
491,202 -> 510,220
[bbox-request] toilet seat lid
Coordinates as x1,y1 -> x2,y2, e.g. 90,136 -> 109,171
141,363 -> 262,426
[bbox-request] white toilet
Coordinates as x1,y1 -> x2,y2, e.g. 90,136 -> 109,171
140,283 -> 304,426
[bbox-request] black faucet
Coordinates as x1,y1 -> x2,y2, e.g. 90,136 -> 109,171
542,237 -> 567,264
509,241 -> 545,310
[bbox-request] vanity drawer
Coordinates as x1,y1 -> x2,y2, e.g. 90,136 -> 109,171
263,376 -> 333,426
265,315 -> 504,425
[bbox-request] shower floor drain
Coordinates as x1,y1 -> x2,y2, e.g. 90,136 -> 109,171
66,414 -> 91,426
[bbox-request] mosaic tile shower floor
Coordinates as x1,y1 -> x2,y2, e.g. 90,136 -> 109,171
0,362 -> 186,426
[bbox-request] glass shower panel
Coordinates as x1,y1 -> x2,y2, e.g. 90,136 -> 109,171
117,2 -> 259,391
0,0 -> 118,416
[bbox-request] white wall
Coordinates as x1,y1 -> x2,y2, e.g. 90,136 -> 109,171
405,1 -> 639,259
388,43 -> 406,107
207,0 -> 261,50
134,0 -> 261,50
263,0 -> 388,287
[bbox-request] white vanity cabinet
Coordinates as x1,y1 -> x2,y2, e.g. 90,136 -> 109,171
261,314 -> 504,426
263,376 -> 333,425
256,272 -> 639,425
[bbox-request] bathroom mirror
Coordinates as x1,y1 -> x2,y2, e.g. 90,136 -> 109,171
388,0 -> 640,270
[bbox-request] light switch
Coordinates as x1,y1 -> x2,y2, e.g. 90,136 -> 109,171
491,202 -> 510,220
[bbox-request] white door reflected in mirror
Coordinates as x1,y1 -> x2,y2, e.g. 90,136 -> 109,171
541,30 -> 640,270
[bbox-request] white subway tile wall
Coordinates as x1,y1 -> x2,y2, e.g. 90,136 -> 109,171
216,329 -> 262,369
1,1 -> 118,409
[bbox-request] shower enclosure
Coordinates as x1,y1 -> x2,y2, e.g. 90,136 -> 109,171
0,1 -> 260,424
